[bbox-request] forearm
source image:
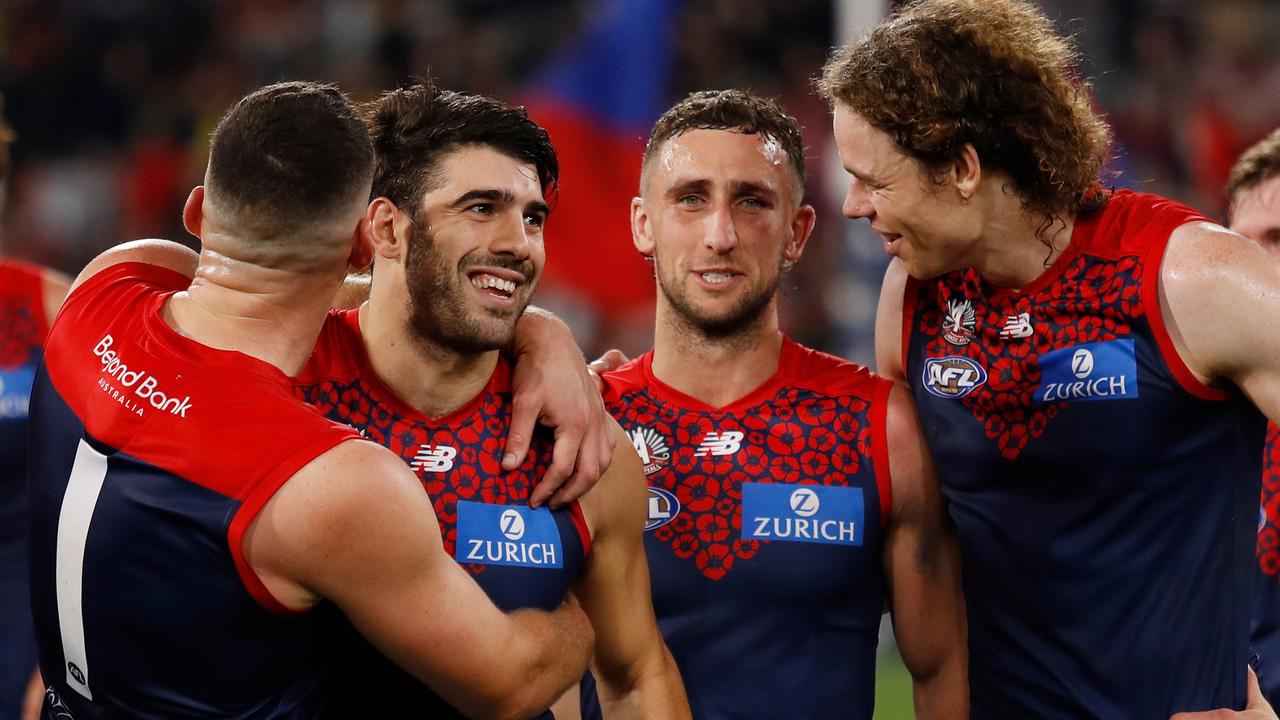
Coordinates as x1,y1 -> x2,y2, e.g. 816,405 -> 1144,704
596,645 -> 691,720
486,604 -> 595,719
910,647 -> 968,720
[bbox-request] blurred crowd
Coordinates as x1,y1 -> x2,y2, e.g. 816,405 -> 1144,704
2,0 -> 1279,360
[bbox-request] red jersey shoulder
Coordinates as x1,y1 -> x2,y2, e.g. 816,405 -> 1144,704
46,262 -> 358,501
600,354 -> 649,405
780,338 -> 882,402
1076,190 -> 1208,259
299,308 -> 364,386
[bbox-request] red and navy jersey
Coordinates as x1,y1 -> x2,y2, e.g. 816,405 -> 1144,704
1254,423 -> 1280,707
904,190 -> 1265,718
602,337 -> 892,720
0,260 -> 50,548
27,262 -> 359,719
296,308 -> 592,719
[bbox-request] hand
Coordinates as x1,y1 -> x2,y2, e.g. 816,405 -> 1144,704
508,309 -> 616,507
587,349 -> 630,391
1170,667 -> 1277,720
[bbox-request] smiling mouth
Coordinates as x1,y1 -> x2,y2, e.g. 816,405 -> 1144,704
699,271 -> 736,285
469,272 -> 518,299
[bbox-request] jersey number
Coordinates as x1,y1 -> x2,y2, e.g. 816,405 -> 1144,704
54,439 -> 110,701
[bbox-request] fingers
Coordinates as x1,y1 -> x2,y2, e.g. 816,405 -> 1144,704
1246,666 -> 1277,716
531,420 -> 585,508
504,390 -> 538,472
588,349 -> 630,376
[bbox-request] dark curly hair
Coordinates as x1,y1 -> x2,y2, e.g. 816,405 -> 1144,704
641,89 -> 806,196
1226,127 -> 1280,223
364,81 -> 559,215
817,0 -> 1111,224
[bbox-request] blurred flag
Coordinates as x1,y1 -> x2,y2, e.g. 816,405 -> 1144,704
521,0 -> 678,332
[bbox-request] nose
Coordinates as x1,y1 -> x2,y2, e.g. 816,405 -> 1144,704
704,203 -> 738,254
842,177 -> 874,220
490,211 -> 534,260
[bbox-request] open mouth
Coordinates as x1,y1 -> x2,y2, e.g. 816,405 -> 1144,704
468,272 -> 518,300
698,271 -> 736,285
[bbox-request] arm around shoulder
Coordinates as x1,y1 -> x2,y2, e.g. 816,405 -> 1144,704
570,421 -> 690,719
245,438 -> 594,719
882,383 -> 968,720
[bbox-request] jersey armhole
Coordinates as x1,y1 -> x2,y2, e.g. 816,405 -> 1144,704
870,377 -> 894,528
1140,224 -> 1231,401
226,429 -> 359,614
900,277 -> 921,377
568,500 -> 593,557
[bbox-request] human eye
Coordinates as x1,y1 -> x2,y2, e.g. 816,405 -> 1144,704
524,211 -> 546,229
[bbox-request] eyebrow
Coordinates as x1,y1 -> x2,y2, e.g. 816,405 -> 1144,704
663,178 -> 780,201
450,188 -> 550,218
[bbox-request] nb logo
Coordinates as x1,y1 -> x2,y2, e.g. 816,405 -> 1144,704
500,509 -> 526,541
695,431 -> 744,457
790,488 -> 820,517
411,444 -> 457,473
1071,349 -> 1094,378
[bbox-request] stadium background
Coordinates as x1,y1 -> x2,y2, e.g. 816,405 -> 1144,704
3,0 -> 1280,717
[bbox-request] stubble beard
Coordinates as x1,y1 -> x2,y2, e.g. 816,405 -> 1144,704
654,252 -> 780,346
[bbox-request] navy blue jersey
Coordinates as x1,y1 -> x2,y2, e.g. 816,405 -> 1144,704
297,308 -> 592,719
1254,423 -> 1280,707
904,190 -> 1264,718
27,263 -> 358,719
0,260 -> 49,720
602,337 -> 892,720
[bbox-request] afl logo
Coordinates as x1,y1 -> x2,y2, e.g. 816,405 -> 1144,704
499,509 -> 526,541
629,426 -> 671,476
922,356 -> 988,399
645,487 -> 681,531
789,487 -> 820,517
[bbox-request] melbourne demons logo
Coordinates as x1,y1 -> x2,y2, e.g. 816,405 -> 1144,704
630,426 -> 671,476
942,298 -> 976,346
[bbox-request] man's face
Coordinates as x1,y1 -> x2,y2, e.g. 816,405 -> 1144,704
635,128 -> 808,338
404,145 -> 547,353
1231,174 -> 1280,259
831,104 -> 974,280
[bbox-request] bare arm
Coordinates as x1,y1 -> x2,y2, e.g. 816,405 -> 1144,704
883,383 -> 968,720
39,267 -> 71,327
875,258 -> 911,383
571,422 -> 690,719
246,440 -> 594,719
66,239 -> 199,296
508,306 -> 616,507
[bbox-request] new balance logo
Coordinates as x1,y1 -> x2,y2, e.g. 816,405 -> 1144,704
695,431 -> 744,457
411,444 -> 457,473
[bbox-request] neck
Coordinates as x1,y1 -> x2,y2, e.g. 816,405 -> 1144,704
969,196 -> 1075,290
358,298 -> 497,418
650,299 -> 784,408
164,248 -> 343,376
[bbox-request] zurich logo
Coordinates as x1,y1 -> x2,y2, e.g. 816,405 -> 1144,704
645,487 -> 680,531
922,356 -> 987,399
499,509 -> 526,541
789,488 -> 820,517
1071,348 -> 1094,378
1037,340 -> 1138,404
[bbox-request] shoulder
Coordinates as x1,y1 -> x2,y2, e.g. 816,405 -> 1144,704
67,239 -> 198,297
575,419 -> 646,540
599,354 -> 650,404
875,258 -> 912,382
784,338 -> 881,400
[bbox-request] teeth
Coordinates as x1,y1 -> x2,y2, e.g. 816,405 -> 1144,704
470,275 -> 516,294
701,272 -> 733,284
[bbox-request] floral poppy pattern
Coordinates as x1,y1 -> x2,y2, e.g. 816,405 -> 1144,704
915,255 -> 1142,460
609,385 -> 875,581
0,296 -> 41,368
1259,423 -> 1280,580
300,379 -> 554,575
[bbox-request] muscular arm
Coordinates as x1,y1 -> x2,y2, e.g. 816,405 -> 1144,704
1161,222 -> 1280,422
570,422 -> 690,719
875,258 -> 911,383
246,440 -> 594,719
883,383 -> 968,720
67,239 -> 199,296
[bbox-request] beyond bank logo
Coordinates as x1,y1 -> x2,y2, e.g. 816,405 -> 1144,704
1036,339 -> 1138,403
741,483 -> 864,546
457,501 -> 562,569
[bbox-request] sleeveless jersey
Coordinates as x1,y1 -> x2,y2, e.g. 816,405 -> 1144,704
296,308 -> 592,719
0,260 -> 51,720
601,337 -> 893,720
903,190 -> 1265,718
1254,423 -> 1280,707
27,262 -> 358,719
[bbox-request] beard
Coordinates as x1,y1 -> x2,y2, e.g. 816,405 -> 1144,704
654,252 -> 781,340
403,217 -> 536,354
